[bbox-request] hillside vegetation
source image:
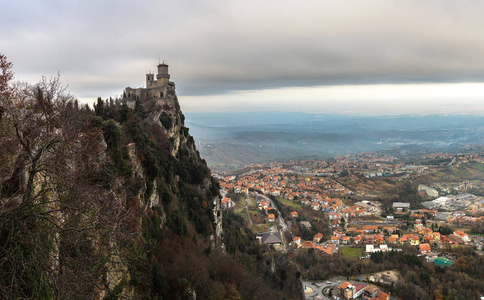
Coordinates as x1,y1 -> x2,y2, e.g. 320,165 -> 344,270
417,163 -> 484,184
0,55 -> 301,299
341,177 -> 399,196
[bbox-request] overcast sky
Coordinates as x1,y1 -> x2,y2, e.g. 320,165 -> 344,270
2,0 -> 484,114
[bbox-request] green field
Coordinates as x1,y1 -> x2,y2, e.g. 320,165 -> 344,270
248,196 -> 258,209
339,247 -> 363,258
253,223 -> 273,233
233,196 -> 247,213
277,197 -> 303,208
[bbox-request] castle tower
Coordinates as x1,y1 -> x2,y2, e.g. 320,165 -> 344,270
146,72 -> 155,88
156,62 -> 170,87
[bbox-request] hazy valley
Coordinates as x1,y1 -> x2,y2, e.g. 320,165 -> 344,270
186,112 -> 484,170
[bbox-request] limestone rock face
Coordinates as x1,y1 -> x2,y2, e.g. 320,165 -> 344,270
98,84 -> 221,298
115,78 -> 224,296
0,67 -> 222,299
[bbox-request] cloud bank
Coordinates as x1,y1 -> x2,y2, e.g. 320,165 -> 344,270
2,0 -> 484,113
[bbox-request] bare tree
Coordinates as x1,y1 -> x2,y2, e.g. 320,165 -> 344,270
0,54 -> 13,101
0,58 -> 130,299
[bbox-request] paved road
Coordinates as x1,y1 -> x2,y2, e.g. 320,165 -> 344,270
449,157 -> 456,167
350,220 -> 403,226
246,195 -> 253,206
259,194 -> 290,252
244,195 -> 254,226
303,281 -> 329,300
245,205 -> 253,226
303,277 -> 368,299
261,194 -> 289,231
303,278 -> 347,299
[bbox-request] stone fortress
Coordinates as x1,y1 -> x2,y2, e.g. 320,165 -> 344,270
123,62 -> 176,107
122,62 -> 224,245
121,62 -> 180,154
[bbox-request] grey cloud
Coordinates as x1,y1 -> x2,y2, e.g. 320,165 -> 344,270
2,0 -> 484,100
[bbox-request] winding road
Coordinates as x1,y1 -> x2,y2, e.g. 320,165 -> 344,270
258,194 -> 290,252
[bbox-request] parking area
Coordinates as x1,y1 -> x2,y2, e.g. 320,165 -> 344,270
303,279 -> 345,299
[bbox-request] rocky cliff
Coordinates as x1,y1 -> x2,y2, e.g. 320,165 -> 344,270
0,55 -> 303,298
0,69 -> 226,298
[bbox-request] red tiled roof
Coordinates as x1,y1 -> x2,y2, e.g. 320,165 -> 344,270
338,282 -> 350,289
372,291 -> 390,300
419,243 -> 431,252
302,241 -> 314,248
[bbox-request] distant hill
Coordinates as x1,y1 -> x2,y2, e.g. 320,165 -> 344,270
185,112 -> 484,170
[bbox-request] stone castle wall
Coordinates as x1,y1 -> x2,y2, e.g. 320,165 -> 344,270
123,63 -> 174,107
